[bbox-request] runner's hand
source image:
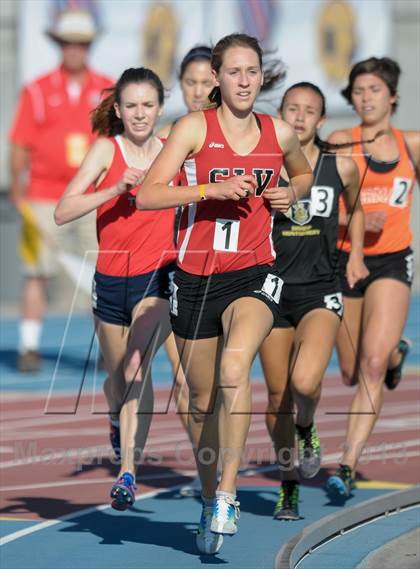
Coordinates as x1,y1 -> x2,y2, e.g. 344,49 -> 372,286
346,252 -> 370,288
116,168 -> 146,195
205,175 -> 257,201
264,186 -> 296,212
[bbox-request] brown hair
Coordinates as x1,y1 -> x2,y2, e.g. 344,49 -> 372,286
91,67 -> 164,136
207,33 -> 286,107
341,57 -> 401,114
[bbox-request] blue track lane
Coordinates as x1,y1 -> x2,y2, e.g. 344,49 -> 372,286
1,487 -> 390,569
1,295 -> 419,393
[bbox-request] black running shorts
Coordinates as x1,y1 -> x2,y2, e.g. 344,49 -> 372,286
170,264 -> 284,339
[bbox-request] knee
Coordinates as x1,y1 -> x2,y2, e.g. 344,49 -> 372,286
292,375 -> 320,399
361,354 -> 388,385
220,359 -> 248,388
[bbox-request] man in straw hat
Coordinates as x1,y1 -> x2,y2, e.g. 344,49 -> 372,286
9,9 -> 113,372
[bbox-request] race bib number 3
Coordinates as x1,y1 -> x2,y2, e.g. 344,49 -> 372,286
311,186 -> 334,217
213,218 -> 240,252
324,292 -> 343,317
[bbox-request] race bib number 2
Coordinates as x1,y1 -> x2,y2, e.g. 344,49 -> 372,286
213,218 -> 240,252
390,177 -> 411,208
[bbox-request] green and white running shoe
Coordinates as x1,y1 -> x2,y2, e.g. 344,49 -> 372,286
196,501 -> 223,554
296,422 -> 321,478
273,480 -> 300,521
210,491 -> 240,535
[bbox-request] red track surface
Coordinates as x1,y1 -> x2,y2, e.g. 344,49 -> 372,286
1,373 -> 419,522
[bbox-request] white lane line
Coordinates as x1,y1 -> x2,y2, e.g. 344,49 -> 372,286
3,409 -> 419,444
0,483 -> 186,546
2,398 -> 419,434
2,445 -> 418,494
0,470 -> 198,493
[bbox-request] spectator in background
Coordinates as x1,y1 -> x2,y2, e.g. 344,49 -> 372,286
9,9 -> 113,372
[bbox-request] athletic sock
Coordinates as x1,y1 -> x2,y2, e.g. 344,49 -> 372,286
296,422 -> 313,435
216,490 -> 236,500
19,320 -> 42,353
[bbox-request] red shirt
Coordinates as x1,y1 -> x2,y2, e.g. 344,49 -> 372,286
9,65 -> 113,202
338,126 -> 415,255
96,136 -> 177,277
177,108 -> 283,275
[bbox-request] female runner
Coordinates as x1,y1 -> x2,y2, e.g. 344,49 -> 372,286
54,68 -> 177,510
259,82 -> 367,520
137,34 -> 313,554
326,57 -> 419,499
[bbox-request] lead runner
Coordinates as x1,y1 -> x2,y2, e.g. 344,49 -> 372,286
137,33 -> 312,555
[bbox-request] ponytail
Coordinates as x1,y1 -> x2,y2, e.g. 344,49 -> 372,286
91,88 -> 123,136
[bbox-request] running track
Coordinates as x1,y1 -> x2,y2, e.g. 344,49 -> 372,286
0,300 -> 419,568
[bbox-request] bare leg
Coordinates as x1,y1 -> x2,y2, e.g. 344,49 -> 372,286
164,333 -> 189,429
174,334 -> 222,499
336,297 -> 364,386
119,297 -> 172,476
340,280 -> 410,470
218,298 -> 274,495
259,327 -> 296,480
292,309 -> 340,427
95,318 -> 128,419
21,277 -> 48,321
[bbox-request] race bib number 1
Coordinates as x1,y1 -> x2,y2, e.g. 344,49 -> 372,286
213,218 -> 240,252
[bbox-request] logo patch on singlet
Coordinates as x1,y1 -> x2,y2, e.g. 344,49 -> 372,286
208,142 -> 225,149
285,200 -> 312,226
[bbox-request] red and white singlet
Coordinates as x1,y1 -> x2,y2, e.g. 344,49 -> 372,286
177,108 -> 284,275
95,136 -> 177,277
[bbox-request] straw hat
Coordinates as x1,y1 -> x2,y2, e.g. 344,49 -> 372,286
47,9 -> 98,44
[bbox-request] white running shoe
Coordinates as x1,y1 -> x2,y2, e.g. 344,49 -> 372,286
210,492 -> 240,535
196,503 -> 223,554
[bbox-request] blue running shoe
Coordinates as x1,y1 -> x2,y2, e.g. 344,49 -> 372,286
109,420 -> 121,461
326,464 -> 354,501
110,471 -> 137,511
385,338 -> 412,390
210,492 -> 240,535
